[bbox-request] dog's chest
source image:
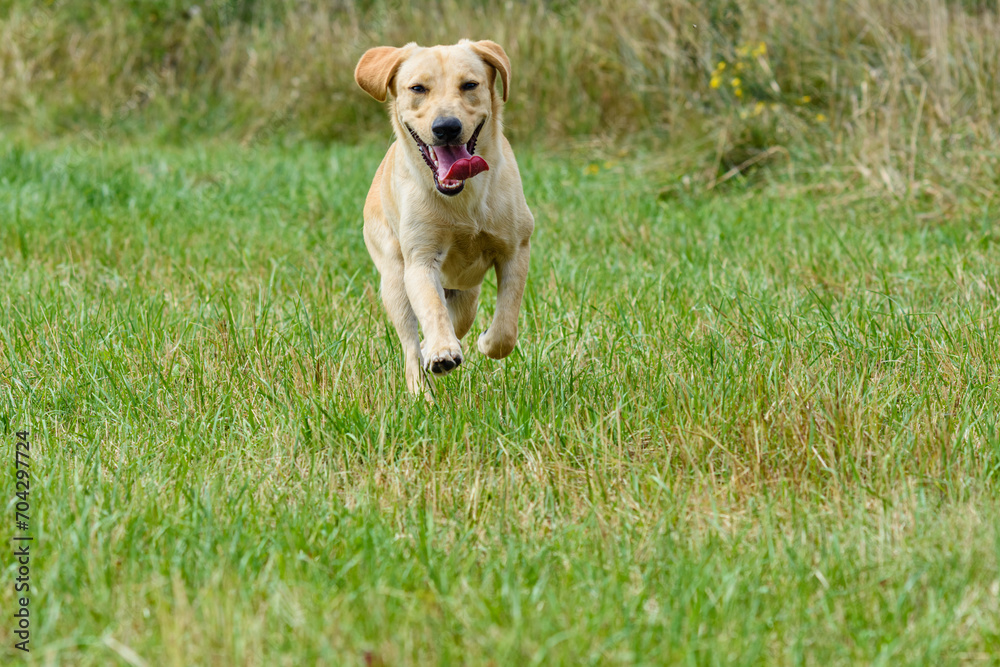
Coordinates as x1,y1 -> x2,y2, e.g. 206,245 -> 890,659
439,229 -> 502,291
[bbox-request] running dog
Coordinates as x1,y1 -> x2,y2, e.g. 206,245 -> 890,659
355,40 -> 534,395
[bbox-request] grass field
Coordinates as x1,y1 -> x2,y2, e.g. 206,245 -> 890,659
0,135 -> 998,665
5,0 -> 1000,193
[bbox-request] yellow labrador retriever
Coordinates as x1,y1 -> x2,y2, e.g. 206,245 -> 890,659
355,40 -> 534,395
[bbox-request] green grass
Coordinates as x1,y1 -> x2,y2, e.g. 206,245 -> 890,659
1,136 -> 999,665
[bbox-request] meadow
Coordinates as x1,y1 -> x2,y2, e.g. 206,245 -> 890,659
1,135 -> 998,665
2,0 -> 1000,665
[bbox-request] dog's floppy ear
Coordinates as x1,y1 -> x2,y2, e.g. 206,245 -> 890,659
467,40 -> 511,103
355,45 -> 413,102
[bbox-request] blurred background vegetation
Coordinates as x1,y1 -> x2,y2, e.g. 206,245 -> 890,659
1,0 -> 998,193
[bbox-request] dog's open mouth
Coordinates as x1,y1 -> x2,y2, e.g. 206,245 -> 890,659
407,122 -> 488,196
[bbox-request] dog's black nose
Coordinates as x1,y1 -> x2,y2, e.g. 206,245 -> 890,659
432,116 -> 463,143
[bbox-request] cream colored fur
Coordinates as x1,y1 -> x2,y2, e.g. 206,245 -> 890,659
355,40 -> 534,396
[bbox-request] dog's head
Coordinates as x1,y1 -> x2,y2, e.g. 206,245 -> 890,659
355,40 -> 511,197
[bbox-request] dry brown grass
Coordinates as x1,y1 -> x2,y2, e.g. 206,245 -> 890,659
1,0 -> 998,193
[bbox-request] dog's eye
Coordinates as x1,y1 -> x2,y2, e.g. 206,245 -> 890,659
410,85 -> 427,93
461,81 -> 479,91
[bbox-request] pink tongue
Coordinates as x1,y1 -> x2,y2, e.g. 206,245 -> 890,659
435,145 -> 489,182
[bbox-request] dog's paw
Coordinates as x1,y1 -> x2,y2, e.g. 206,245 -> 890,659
422,341 -> 463,375
477,329 -> 517,360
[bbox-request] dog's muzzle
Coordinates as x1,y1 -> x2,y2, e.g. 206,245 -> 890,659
407,121 -> 488,196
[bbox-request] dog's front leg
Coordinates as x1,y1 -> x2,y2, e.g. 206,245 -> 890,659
479,238 -> 531,359
376,269 -> 428,397
403,258 -> 464,375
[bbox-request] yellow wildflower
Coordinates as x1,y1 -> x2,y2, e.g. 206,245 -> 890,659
716,61 -> 726,71
799,95 -> 811,104
734,88 -> 743,98
754,102 -> 765,116
731,77 -> 741,88
584,163 -> 599,175
816,113 -> 828,122
710,75 -> 722,89
753,41 -> 767,57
